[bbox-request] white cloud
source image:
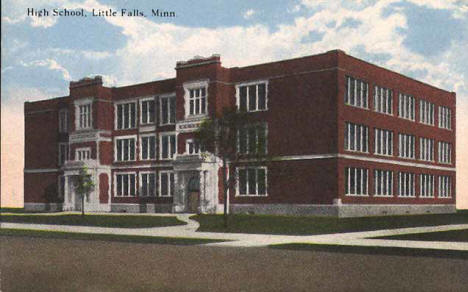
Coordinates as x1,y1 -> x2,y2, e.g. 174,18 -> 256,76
243,9 -> 256,19
20,59 -> 72,81
30,15 -> 58,28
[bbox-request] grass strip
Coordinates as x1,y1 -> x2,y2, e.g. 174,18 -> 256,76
373,229 -> 468,242
0,228 -> 225,246
193,211 -> 468,235
269,243 -> 468,259
0,214 -> 186,228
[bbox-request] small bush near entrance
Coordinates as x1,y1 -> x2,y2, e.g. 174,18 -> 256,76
192,211 -> 468,235
0,214 -> 186,228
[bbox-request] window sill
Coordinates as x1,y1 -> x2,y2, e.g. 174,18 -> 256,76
235,194 -> 268,197
345,194 -> 369,197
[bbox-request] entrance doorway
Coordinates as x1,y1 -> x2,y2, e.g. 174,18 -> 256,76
187,176 -> 200,213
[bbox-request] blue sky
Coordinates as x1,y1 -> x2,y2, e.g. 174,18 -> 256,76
1,0 -> 468,207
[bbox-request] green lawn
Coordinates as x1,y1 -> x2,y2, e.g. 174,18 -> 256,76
193,211 -> 468,235
269,243 -> 468,259
0,214 -> 186,228
0,228 -> 224,245
373,229 -> 468,242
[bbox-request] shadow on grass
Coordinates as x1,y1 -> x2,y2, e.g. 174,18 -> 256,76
373,229 -> 468,242
0,228 -> 225,246
0,214 -> 186,228
192,211 -> 468,235
269,243 -> 468,260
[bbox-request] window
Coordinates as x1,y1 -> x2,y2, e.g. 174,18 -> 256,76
420,174 -> 434,198
438,176 -> 452,198
438,106 -> 452,129
345,76 -> 368,109
115,173 -> 136,197
438,141 -> 452,164
160,95 -> 176,125
160,133 -> 176,160
140,98 -> 155,125
159,171 -> 174,197
373,86 -> 393,115
115,137 -> 136,161
188,87 -> 207,116
140,135 -> 156,160
186,139 -> 200,155
345,167 -> 368,196
374,169 -> 393,197
237,81 -> 268,112
116,102 -> 136,129
419,99 -> 434,125
78,104 -> 92,129
398,133 -> 415,159
75,148 -> 91,161
374,128 -> 393,156
140,172 -> 156,197
58,143 -> 68,166
238,124 -> 267,155
398,93 -> 415,121
419,137 -> 434,162
344,122 -> 368,152
398,172 -> 415,197
237,167 -> 267,196
58,109 -> 68,133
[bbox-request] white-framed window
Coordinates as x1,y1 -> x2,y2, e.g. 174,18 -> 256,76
58,109 -> 68,133
78,103 -> 92,129
159,171 -> 174,197
75,148 -> 91,161
115,172 -> 136,197
374,128 -> 393,156
438,176 -> 452,198
420,174 -> 434,198
140,172 -> 156,197
419,99 -> 434,125
115,136 -> 136,161
189,87 -> 207,116
140,134 -> 156,160
345,167 -> 368,196
237,166 -> 267,196
438,141 -> 452,164
344,122 -> 368,152
373,85 -> 393,115
160,94 -> 176,125
238,123 -> 267,155
236,81 -> 268,112
374,169 -> 393,197
438,106 -> 452,130
398,172 -> 415,198
115,102 -> 137,130
160,133 -> 176,160
345,76 -> 368,109
140,98 -> 155,125
398,133 -> 415,159
398,93 -> 415,121
58,143 -> 69,166
186,139 -> 200,155
419,137 -> 434,162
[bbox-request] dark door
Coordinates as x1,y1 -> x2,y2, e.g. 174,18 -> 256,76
187,176 -> 200,213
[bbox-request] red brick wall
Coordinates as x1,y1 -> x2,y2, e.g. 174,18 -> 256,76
99,173 -> 109,203
24,173 -> 61,203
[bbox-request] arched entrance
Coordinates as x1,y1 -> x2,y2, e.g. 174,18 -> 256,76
187,176 -> 200,213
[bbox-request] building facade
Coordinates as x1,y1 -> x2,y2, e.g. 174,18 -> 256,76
24,50 -> 456,216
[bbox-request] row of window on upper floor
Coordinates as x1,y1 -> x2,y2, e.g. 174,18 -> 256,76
57,123 -> 268,165
57,80 -> 269,133
344,122 -> 453,164
345,76 -> 453,130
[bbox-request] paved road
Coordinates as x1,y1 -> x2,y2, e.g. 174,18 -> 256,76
1,236 -> 468,292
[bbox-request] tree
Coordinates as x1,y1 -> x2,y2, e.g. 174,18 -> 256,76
74,166 -> 95,217
195,107 -> 266,227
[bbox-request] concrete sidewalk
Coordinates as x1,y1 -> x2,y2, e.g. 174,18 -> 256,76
2,214 -> 468,251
